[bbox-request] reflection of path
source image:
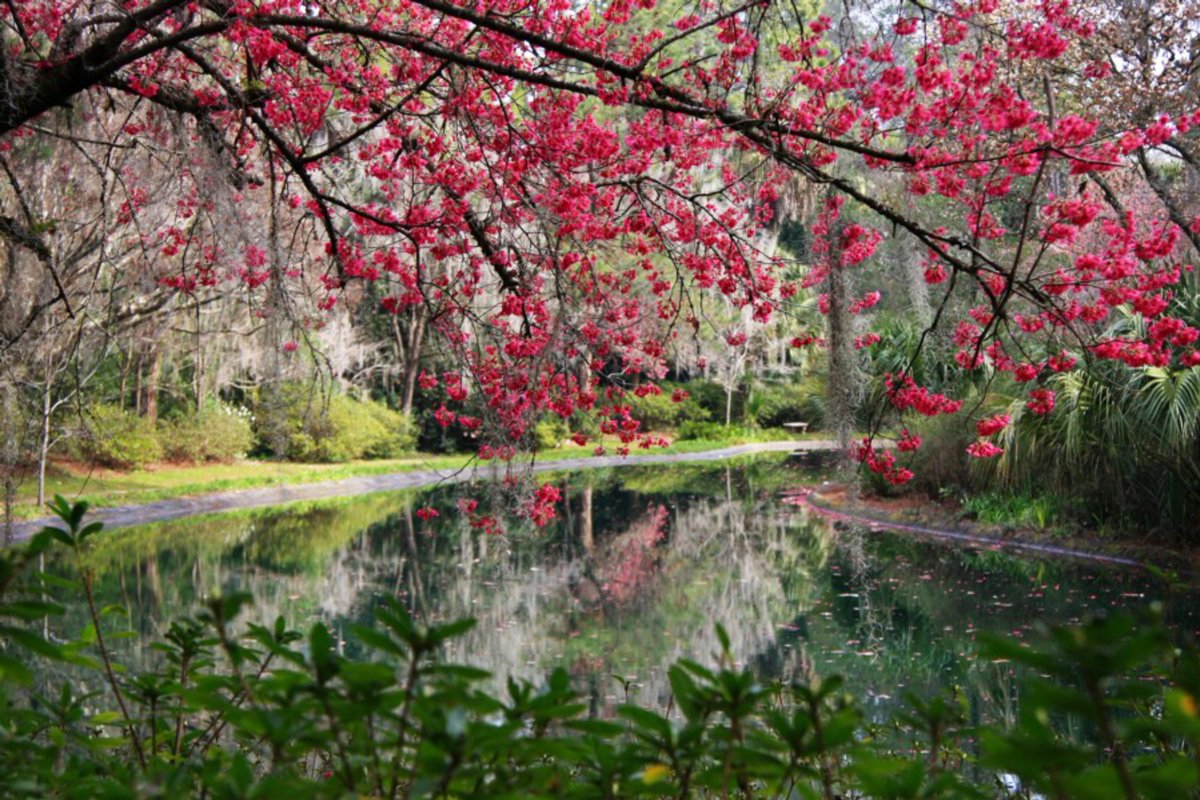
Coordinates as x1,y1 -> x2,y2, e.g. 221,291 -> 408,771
13,440 -> 830,539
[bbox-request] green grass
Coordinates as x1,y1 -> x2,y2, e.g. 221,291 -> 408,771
8,428 -> 822,520
961,490 -> 1064,531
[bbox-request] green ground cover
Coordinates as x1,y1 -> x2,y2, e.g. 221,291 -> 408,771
6,429 -> 816,520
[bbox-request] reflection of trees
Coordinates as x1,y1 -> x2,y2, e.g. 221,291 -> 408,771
45,494 -> 418,654
33,462 -> 1195,728
427,483 -> 835,705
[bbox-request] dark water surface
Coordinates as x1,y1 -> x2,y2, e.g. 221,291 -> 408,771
45,456 -> 1200,722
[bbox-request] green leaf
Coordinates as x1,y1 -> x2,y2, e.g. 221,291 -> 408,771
350,624 -> 405,656
619,706 -> 672,742
309,622 -> 338,683
339,661 -> 395,691
77,521 -> 104,543
0,652 -> 34,685
427,617 -> 477,645
715,623 -> 731,654
2,626 -> 65,660
0,600 -> 65,620
33,572 -> 81,591
564,719 -> 625,738
1136,756 -> 1200,797
1060,765 -> 1127,800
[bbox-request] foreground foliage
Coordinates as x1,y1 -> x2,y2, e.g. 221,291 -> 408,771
1,501 -> 1198,799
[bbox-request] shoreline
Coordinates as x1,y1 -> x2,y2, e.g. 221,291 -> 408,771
7,440 -> 819,541
786,485 -> 1198,578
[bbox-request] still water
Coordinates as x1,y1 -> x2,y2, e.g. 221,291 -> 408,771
52,455 -> 1200,722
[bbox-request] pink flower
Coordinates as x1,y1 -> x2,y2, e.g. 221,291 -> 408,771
854,332 -> 882,350
976,414 -> 1011,437
1012,363 -> 1041,382
1026,389 -> 1056,415
967,441 -> 1004,458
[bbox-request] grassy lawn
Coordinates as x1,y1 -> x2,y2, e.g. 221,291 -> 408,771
9,428 -> 821,520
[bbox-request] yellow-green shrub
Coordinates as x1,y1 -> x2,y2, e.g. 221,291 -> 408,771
70,404 -> 162,469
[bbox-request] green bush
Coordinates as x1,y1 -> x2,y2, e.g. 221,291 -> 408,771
900,412 -> 974,498
254,385 -> 415,462
361,401 -> 418,458
746,381 -> 825,430
686,379 -> 746,424
534,416 -> 569,450
625,384 -> 710,430
963,491 -> 1064,530
159,402 -> 255,463
69,403 -> 162,469
3,502 -> 1198,800
677,420 -> 729,441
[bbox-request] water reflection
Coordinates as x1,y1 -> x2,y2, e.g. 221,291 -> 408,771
49,457 -> 1200,724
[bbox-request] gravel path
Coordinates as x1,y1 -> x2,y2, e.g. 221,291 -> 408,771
9,440 -> 835,540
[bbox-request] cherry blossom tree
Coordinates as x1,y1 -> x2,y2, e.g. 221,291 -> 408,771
2,0 -> 1197,522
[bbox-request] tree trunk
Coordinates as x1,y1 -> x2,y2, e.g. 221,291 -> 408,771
193,323 -> 205,410
37,380 -> 51,506
2,381 -> 17,543
133,347 -> 144,416
901,238 -> 933,330
144,341 -> 162,423
826,219 -> 859,456
399,309 -> 427,416
119,345 -> 133,408
580,484 -> 594,553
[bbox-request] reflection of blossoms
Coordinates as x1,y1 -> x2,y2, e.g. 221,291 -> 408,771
599,505 -> 668,605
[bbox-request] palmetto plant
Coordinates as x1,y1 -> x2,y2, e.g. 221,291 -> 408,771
983,292 -> 1200,536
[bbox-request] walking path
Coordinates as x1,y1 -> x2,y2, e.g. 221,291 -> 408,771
10,440 -> 833,540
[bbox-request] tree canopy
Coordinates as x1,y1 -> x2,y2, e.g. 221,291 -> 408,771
2,0 -> 1198,520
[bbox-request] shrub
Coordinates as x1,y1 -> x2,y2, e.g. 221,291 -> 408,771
534,416 -> 569,450
686,379 -> 747,424
677,420 -> 727,441
361,401 -> 418,458
160,402 -> 255,463
254,385 -> 415,462
625,384 -> 710,430
746,381 -> 826,430
294,396 -> 384,462
962,491 -> 1064,530
898,412 -> 975,498
69,403 -> 162,469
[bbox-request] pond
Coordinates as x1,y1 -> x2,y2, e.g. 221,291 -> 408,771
41,454 -> 1200,725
